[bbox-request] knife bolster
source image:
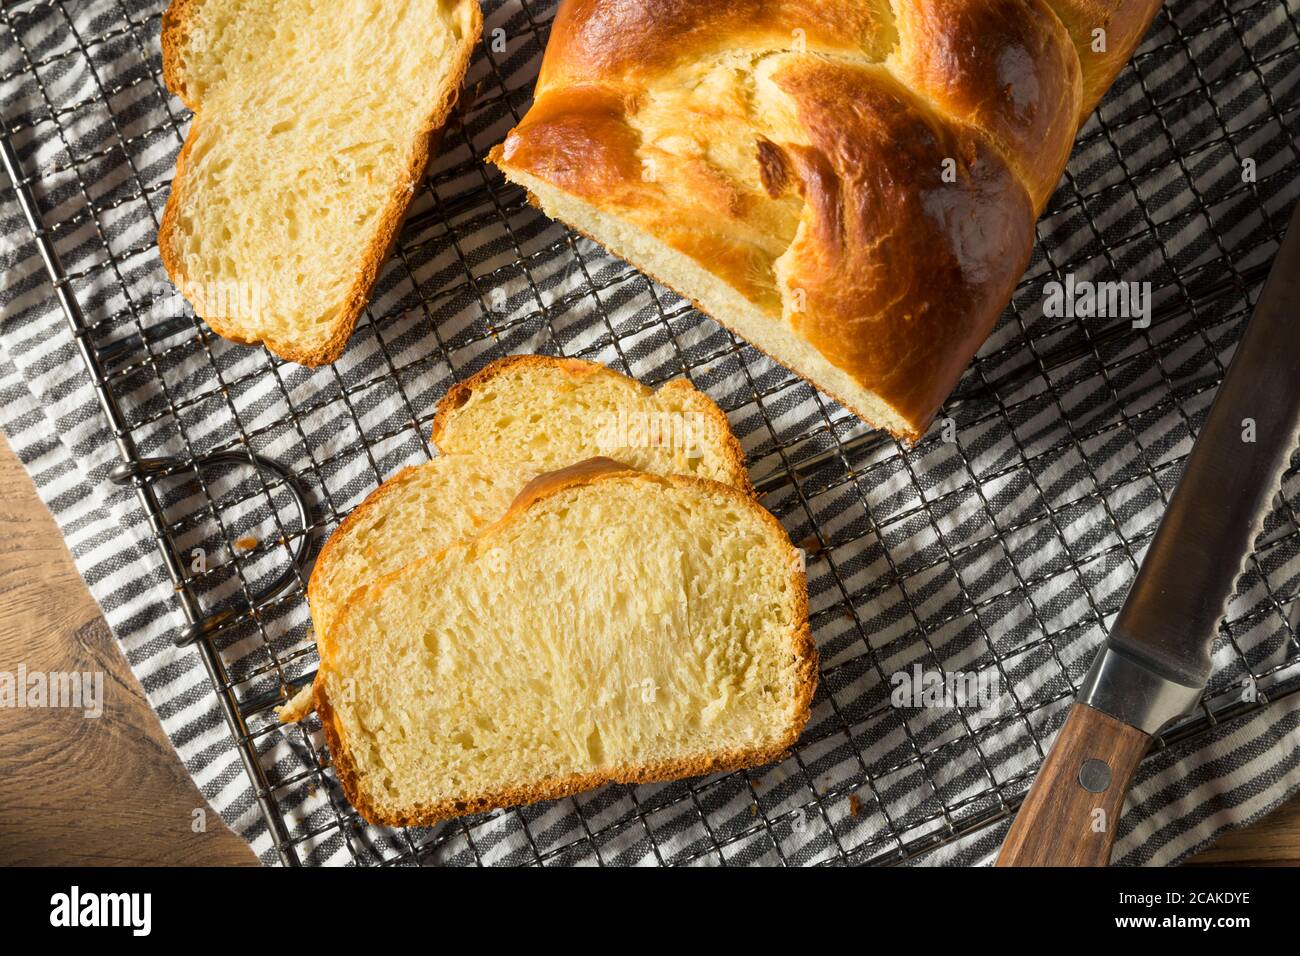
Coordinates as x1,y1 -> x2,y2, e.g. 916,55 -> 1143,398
1079,645 -> 1204,735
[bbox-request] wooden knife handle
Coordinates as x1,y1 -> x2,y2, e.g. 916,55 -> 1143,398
996,702 -> 1150,867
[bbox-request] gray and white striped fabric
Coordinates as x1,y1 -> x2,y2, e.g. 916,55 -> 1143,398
2,0 -> 1299,867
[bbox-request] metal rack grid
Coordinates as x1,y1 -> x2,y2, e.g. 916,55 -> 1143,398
2,0 -> 1299,866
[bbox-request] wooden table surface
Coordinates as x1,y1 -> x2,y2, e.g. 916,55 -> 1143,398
0,435 -> 1296,867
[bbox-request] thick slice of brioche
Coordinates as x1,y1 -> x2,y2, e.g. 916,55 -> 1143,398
490,0 -> 1164,440
315,460 -> 815,825
432,355 -> 752,491
307,455 -> 539,659
158,0 -> 481,364
304,355 -> 752,660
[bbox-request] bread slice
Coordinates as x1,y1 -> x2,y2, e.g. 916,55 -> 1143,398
302,356 -> 751,656
306,455 -> 540,661
315,460 -> 815,826
157,0 -> 481,364
432,355 -> 752,491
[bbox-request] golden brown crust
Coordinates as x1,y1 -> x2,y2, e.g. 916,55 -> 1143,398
536,0 -> 896,88
491,0 -> 1164,440
159,0 -> 201,110
1048,0 -> 1166,113
772,61 -> 1037,433
431,354 -> 754,495
891,0 -> 1083,213
156,0 -> 483,367
315,464 -> 816,827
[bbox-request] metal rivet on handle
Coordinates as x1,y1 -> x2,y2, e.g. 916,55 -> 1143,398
1079,758 -> 1112,793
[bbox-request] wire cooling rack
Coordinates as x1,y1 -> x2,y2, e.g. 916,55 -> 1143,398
2,0 -> 1300,866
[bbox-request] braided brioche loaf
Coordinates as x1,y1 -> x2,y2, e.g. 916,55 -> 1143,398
491,0 -> 1163,440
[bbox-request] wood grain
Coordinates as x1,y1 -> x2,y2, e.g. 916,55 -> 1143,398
0,433 -> 1296,866
1185,804 -> 1300,866
998,703 -> 1151,866
0,435 -> 255,866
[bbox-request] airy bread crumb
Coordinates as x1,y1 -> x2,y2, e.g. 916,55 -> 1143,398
317,464 -> 816,826
158,0 -> 481,364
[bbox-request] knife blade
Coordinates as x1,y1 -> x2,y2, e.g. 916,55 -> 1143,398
997,200 -> 1300,866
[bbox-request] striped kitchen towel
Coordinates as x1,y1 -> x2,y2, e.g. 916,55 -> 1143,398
1,0 -> 1299,866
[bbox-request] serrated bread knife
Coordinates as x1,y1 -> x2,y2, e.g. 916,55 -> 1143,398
996,203 -> 1300,867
